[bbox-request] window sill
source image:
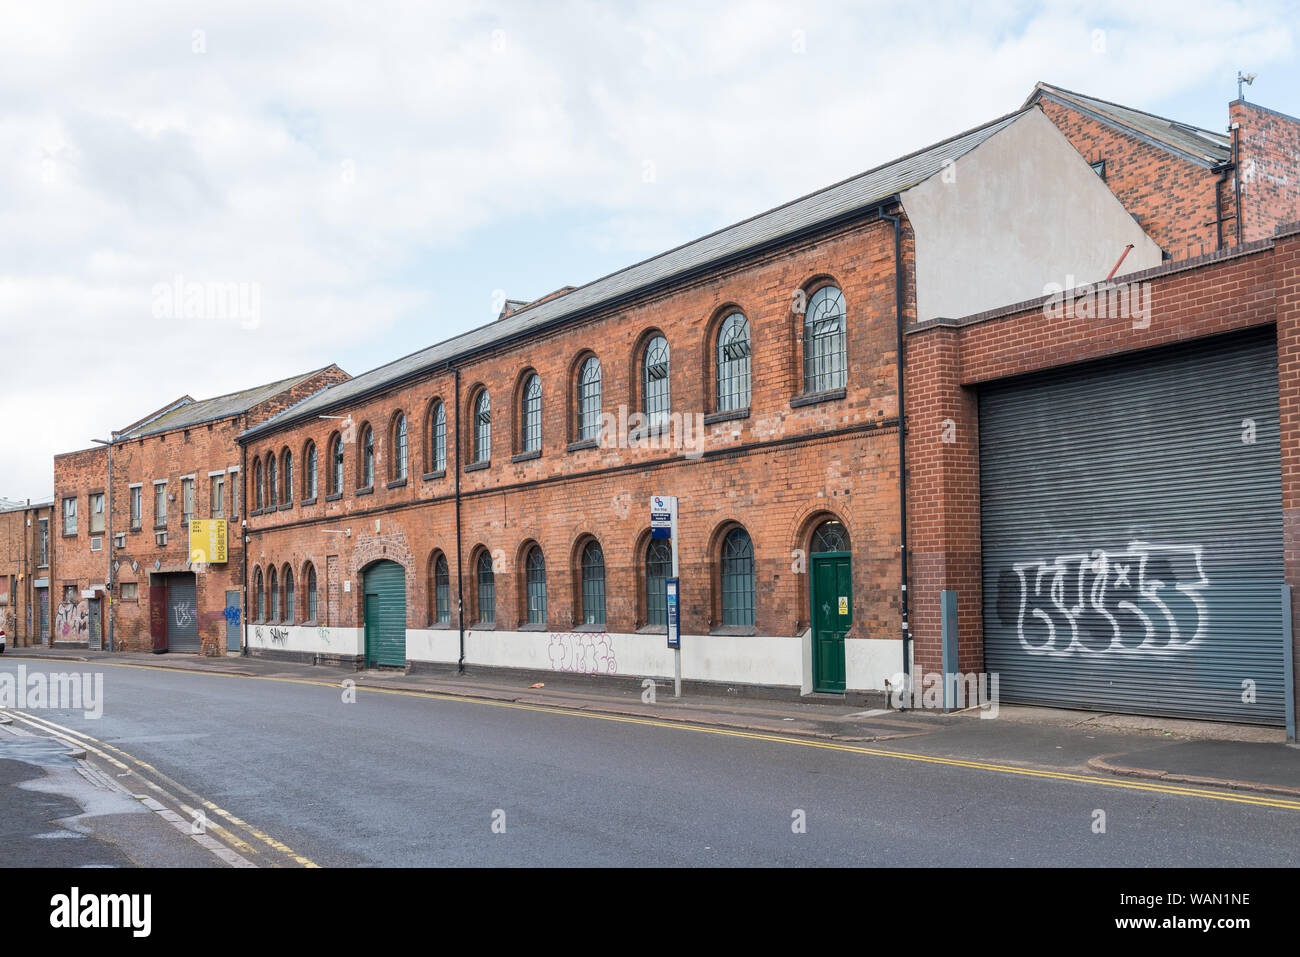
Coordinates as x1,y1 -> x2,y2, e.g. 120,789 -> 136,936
790,387 -> 847,409
422,470 -> 446,482
709,625 -> 756,637
704,408 -> 749,425
566,438 -> 599,453
129,527 -> 142,535
427,621 -> 452,630
153,524 -> 167,531
465,461 -> 490,473
573,622 -> 606,633
471,621 -> 495,630
355,486 -> 374,497
301,497 -> 317,507
519,622 -> 548,632
325,492 -> 342,503
386,477 -> 408,490
636,624 -> 667,635
61,532 -> 79,539
278,503 -> 293,511
511,449 -> 542,463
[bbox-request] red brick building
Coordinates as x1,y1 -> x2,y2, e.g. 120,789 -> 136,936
52,367 -> 348,654
0,499 -> 55,646
238,101 -> 1161,697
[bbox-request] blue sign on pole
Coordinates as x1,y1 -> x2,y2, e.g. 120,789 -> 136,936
665,578 -> 680,649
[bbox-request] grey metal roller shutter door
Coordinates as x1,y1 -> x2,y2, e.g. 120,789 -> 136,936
167,576 -> 201,653
979,327 -> 1285,725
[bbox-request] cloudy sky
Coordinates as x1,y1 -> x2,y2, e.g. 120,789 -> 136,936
1,0 -> 1295,501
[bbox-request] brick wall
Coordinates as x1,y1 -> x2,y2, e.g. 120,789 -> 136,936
51,445 -> 109,644
1232,101 -> 1300,243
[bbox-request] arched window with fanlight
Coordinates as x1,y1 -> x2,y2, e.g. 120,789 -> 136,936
431,553 -> 450,624
521,374 -> 542,453
268,566 -> 279,624
392,414 -> 407,480
803,285 -> 847,394
721,527 -> 755,627
305,563 -> 318,622
255,567 -> 265,621
716,312 -> 751,412
476,549 -> 495,624
429,401 -> 447,473
473,390 -> 491,464
811,519 -> 850,554
283,565 -> 295,624
643,335 -> 670,426
645,538 -> 672,627
329,433 -> 344,495
254,461 -> 264,510
580,539 -> 606,626
281,449 -> 293,505
525,545 -> 546,625
267,454 -> 278,509
360,425 -> 375,488
304,442 -> 317,500
577,356 -> 601,441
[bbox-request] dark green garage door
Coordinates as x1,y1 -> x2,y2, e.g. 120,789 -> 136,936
363,560 -> 406,668
979,328 -> 1285,725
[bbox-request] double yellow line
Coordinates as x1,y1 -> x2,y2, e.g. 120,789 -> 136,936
9,655 -> 1300,817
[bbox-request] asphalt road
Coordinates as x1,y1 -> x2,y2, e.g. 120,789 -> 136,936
2,659 -> 1297,867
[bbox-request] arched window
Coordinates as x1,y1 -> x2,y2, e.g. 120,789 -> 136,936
804,285 -> 847,393
580,540 -> 606,626
268,566 -> 279,623
521,374 -> 542,453
473,390 -> 491,464
525,545 -> 546,625
716,312 -> 751,411
427,553 -> 450,625
281,449 -> 293,505
267,455 -> 277,509
645,538 -> 672,627
254,461 -> 264,510
304,442 -> 317,500
305,563 -> 318,622
476,550 -> 495,624
721,527 -> 755,627
577,356 -> 601,441
392,414 -> 408,480
255,567 -> 265,621
360,425 -> 375,488
329,433 -> 344,495
811,519 -> 850,554
643,335 -> 670,425
283,565 -> 295,624
430,401 -> 447,473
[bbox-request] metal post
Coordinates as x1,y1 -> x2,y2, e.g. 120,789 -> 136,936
941,589 -> 958,711
1283,585 -> 1296,744
672,531 -> 680,698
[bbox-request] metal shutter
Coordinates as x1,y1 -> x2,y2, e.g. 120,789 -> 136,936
363,561 -> 407,667
979,327 -> 1285,725
167,576 -> 201,653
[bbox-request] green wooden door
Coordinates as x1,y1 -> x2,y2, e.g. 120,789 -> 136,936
811,553 -> 850,693
363,560 -> 406,668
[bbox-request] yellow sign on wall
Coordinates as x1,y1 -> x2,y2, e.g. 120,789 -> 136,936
189,519 -> 228,565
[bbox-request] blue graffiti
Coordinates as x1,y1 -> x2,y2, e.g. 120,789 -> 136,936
222,605 -> 241,625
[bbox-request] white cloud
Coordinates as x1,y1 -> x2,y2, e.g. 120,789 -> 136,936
0,0 -> 1294,499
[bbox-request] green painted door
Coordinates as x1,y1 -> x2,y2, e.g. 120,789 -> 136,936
811,553 -> 850,693
363,560 -> 406,668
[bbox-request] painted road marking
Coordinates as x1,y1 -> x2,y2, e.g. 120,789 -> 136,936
0,708 -> 316,867
8,656 -> 1300,813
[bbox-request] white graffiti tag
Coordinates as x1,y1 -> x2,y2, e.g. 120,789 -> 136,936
173,601 -> 196,628
547,633 -> 617,675
1010,542 -> 1208,656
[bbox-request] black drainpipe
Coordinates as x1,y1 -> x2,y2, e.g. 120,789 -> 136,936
876,202 -> 911,696
1232,123 -> 1244,246
240,433 -> 248,656
453,365 -> 465,673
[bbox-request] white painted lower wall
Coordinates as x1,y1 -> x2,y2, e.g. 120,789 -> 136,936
252,623 -> 903,693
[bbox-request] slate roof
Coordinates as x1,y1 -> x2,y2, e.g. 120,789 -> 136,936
1025,82 -> 1231,167
115,368 -> 336,441
243,108 -> 1029,439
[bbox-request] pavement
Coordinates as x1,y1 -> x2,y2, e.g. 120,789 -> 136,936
6,645 -> 1298,799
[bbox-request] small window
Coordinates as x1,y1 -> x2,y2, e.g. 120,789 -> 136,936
154,483 -> 167,525
721,527 -> 755,627
330,434 -> 344,494
283,566 -> 295,624
181,478 -> 194,522
268,567 -> 279,623
90,493 -> 105,534
473,391 -> 491,464
210,474 -> 224,518
577,357 -> 602,441
811,520 -> 850,554
393,414 -> 408,480
645,538 -> 672,627
521,375 -> 542,453
121,582 -> 139,601
476,550 -> 495,624
281,450 -> 293,505
643,335 -> 670,425
430,402 -> 447,473
1090,158 -> 1106,179
803,285 -> 847,394
62,497 -> 77,535
434,554 -> 450,624
580,540 -> 606,626
38,518 -> 49,566
130,486 -> 142,529
716,312 -> 751,412
360,427 -> 375,488
525,546 -> 546,625
267,456 -> 278,507
255,568 -> 265,621
254,460 -> 264,509
304,443 -> 317,500
305,564 -> 318,622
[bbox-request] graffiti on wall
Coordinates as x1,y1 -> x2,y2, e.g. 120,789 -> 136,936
55,600 -> 90,641
222,605 -> 241,626
1001,541 -> 1208,656
173,601 -> 196,629
317,626 -> 331,645
268,627 -> 288,645
548,632 -> 618,675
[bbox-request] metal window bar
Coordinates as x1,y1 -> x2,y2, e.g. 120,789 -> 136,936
811,520 -> 850,554
581,541 -> 606,626
804,286 -> 847,394
435,555 -> 450,623
579,357 -> 602,441
395,416 -> 407,479
433,403 -> 447,471
477,551 -> 495,624
307,566 -> 317,621
526,547 -> 547,624
523,375 -> 542,452
644,336 -> 670,425
722,528 -> 756,627
475,392 -> 491,463
717,313 -> 751,412
646,539 -> 672,626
